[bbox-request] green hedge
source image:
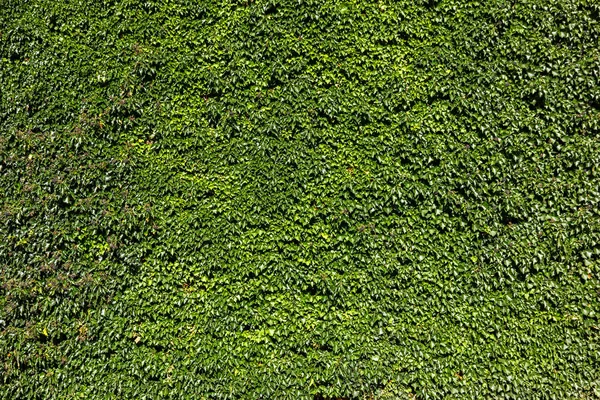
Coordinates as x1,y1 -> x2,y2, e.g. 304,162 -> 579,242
1,0 -> 599,398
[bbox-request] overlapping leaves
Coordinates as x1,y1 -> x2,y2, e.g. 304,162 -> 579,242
1,0 -> 599,398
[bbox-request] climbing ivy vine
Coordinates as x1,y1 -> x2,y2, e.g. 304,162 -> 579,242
1,0 -> 599,398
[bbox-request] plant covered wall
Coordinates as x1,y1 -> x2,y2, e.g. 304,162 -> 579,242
1,0 -> 599,398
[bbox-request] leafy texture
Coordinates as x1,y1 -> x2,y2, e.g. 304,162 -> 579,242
1,0 -> 600,398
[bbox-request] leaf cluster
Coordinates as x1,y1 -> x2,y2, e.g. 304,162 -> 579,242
1,0 -> 599,398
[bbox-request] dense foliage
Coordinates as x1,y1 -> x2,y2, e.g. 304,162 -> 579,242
1,0 -> 600,398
